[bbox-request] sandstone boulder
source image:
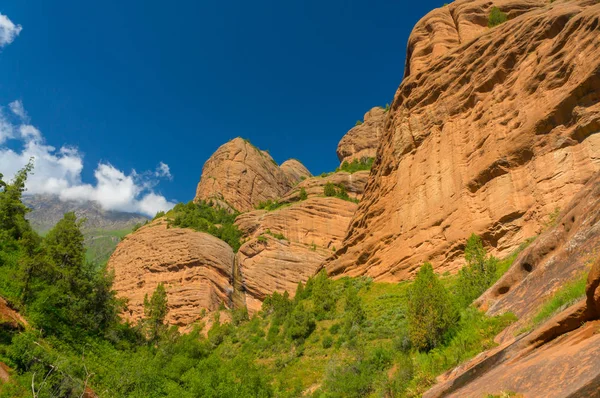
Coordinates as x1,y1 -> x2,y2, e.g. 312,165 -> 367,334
236,236 -> 331,313
234,197 -> 357,311
280,159 -> 312,186
336,107 -> 386,165
107,220 -> 235,327
194,138 -> 293,212
327,0 -> 600,281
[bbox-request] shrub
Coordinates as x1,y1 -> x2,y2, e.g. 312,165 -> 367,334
355,120 -> 363,126
299,187 -> 308,201
407,263 -> 457,351
322,334 -> 334,348
285,303 -> 316,341
256,199 -> 285,211
455,234 -> 498,309
324,182 -> 337,197
488,6 -> 507,27
337,157 -> 374,173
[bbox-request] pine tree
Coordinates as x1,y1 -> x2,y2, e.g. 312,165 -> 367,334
407,263 -> 457,351
144,283 -> 168,342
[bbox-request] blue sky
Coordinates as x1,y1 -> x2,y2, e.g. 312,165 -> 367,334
0,0 -> 441,215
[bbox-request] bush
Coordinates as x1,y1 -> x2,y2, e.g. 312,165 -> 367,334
324,182 -> 337,197
168,201 -> 243,251
488,6 -> 507,27
299,187 -> 308,201
407,263 -> 457,351
455,234 -> 498,309
256,199 -> 285,211
337,157 -> 374,174
322,334 -> 334,348
355,120 -> 363,126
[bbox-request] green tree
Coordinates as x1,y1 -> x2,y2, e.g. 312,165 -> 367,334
324,182 -> 337,197
299,187 -> 308,201
343,287 -> 366,340
407,263 -> 457,351
455,234 -> 498,308
0,160 -> 34,241
143,283 -> 168,342
488,6 -> 507,27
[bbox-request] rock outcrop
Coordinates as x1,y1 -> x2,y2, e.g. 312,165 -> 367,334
279,171 -> 369,203
235,197 -> 357,312
108,220 -> 235,327
194,138 -> 294,212
327,0 -> 600,281
424,170 -> 600,397
336,107 -> 386,165
280,159 -> 312,186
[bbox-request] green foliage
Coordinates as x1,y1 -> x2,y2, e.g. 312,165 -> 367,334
0,170 -> 524,398
168,201 -> 243,252
143,283 -> 168,342
337,157 -> 374,174
455,234 -> 498,309
256,199 -> 285,211
257,234 -> 268,244
407,263 -> 457,351
355,120 -> 363,126
530,272 -> 587,328
323,182 -> 359,203
153,210 -> 166,220
299,187 -> 308,201
488,6 -> 507,27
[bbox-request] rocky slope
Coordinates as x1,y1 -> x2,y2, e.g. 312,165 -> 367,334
425,170 -> 600,397
108,219 -> 235,327
194,138 -> 310,212
336,106 -> 386,165
327,0 -> 600,281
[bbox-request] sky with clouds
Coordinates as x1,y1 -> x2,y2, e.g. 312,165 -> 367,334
0,1 -> 439,216
0,11 -> 176,217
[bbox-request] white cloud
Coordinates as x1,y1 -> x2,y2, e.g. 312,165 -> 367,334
9,100 -> 28,121
156,162 -> 172,179
0,102 -> 176,217
0,13 -> 22,48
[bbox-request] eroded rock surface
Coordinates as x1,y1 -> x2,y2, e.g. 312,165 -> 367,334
280,159 -> 312,186
235,197 -> 357,311
327,0 -> 600,281
236,236 -> 331,313
279,171 -> 369,203
425,171 -> 600,397
194,138 -> 293,212
108,220 -> 235,327
337,107 -> 386,165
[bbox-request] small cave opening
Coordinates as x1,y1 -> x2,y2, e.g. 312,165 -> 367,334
522,262 -> 533,273
498,286 -> 510,295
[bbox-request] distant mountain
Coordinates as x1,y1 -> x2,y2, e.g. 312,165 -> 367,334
23,194 -> 149,265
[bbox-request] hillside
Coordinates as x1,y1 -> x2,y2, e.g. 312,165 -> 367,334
1,0 -> 600,397
23,194 -> 149,264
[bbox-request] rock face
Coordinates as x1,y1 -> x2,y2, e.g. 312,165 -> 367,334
279,171 -> 369,203
424,170 -> 600,397
336,107 -> 386,165
327,0 -> 600,281
194,138 -> 295,212
108,220 -> 235,327
235,197 -> 357,312
280,159 -> 312,186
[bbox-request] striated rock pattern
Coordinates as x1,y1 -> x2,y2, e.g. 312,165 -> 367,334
194,138 -> 293,212
425,170 -> 600,397
236,236 -> 331,312
337,107 -> 386,165
279,171 -> 369,203
475,170 -> 600,340
107,220 -> 235,327
280,159 -> 312,186
327,0 -> 600,281
235,197 -> 357,249
234,197 -> 357,311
